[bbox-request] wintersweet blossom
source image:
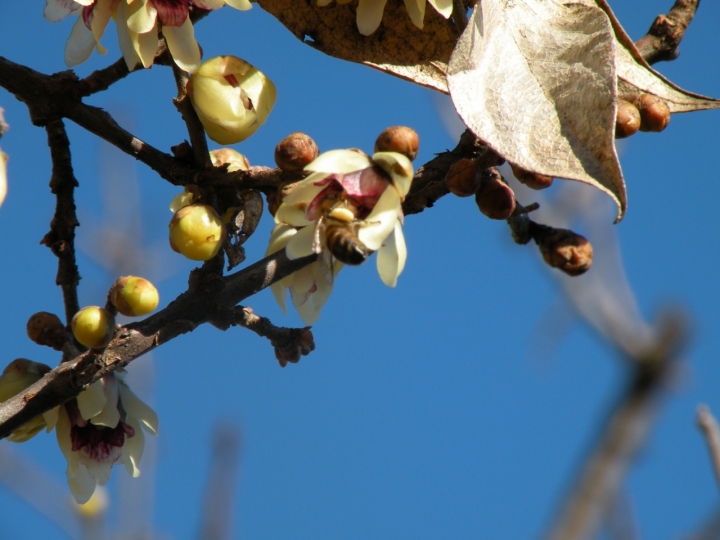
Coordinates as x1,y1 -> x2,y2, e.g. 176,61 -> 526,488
55,371 -> 158,504
268,149 -> 413,324
0,359 -> 57,442
317,0 -> 453,35
43,0 -> 251,72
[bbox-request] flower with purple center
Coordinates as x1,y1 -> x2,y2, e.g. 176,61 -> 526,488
55,370 -> 158,504
267,149 -> 413,324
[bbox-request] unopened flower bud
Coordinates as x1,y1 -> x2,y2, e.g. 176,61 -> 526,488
169,204 -> 226,261
615,99 -> 641,139
210,148 -> 250,172
298,329 -> 315,355
0,359 -> 52,442
275,132 -> 319,172
274,344 -> 301,368
109,276 -> 159,317
374,126 -> 420,161
634,94 -> 670,133
475,172 -> 516,220
26,311 -> 67,350
187,56 -> 277,144
509,163 -> 554,190
537,228 -> 593,276
446,158 -> 480,197
71,307 -> 115,349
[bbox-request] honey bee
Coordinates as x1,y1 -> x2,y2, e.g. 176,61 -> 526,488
324,220 -> 371,266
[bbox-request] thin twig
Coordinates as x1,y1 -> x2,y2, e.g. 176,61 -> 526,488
452,0 -> 469,35
697,404 -> 720,494
41,119 -> 80,325
635,0 -> 701,64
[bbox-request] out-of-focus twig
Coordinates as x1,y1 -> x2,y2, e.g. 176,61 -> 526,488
545,313 -> 688,540
697,405 -> 720,494
198,423 -> 243,540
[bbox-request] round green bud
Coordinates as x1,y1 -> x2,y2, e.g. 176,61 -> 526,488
71,306 -> 115,349
110,276 -> 159,317
169,204 -> 226,261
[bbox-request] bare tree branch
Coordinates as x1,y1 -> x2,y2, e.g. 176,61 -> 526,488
697,404 -> 720,494
635,0 -> 701,64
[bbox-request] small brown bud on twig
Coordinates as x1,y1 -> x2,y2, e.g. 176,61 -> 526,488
615,99 -> 641,139
475,170 -> 516,220
446,158 -> 480,197
536,228 -> 593,276
274,132 -> 319,172
374,126 -> 420,161
26,311 -> 68,350
635,94 -> 671,132
274,344 -> 301,368
509,163 -> 554,190
298,329 -> 315,355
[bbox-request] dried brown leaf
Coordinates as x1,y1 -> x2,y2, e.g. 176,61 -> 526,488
448,0 -> 626,219
255,0 -> 458,92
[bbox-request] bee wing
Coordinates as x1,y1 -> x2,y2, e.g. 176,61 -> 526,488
312,215 -> 325,254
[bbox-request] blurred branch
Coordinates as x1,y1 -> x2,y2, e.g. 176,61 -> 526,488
545,313 -> 688,540
635,0 -> 701,64
198,423 -> 243,540
40,118 -> 81,325
697,404 -> 720,494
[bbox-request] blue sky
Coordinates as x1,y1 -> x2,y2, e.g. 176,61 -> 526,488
1,1 -> 719,538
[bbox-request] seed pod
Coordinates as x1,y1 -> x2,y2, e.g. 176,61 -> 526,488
537,228 -> 593,276
634,94 -> 670,132
475,171 -> 516,220
26,311 -> 67,350
374,126 -> 420,161
615,100 -> 641,139
446,158 -> 480,197
109,276 -> 160,317
169,204 -> 226,261
71,306 -> 115,349
275,132 -> 319,172
509,163 -> 554,190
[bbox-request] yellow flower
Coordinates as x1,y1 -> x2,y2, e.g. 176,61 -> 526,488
268,149 -> 413,324
0,359 -> 55,443
187,56 -> 277,144
44,0 -> 251,72
55,371 -> 158,504
317,0 -> 453,35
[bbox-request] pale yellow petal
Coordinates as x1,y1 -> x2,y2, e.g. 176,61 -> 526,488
135,25 -> 160,68
305,150 -> 372,175
89,0 -> 116,52
68,465 -> 97,505
115,1 -> 142,70
163,19 -> 201,74
121,417 -> 145,477
285,224 -> 316,260
266,224 -> 296,255
372,151 -> 414,199
43,406 -> 59,432
428,0 -> 453,18
376,220 -> 406,287
356,0 -> 387,36
56,407 -> 79,475
65,16 -> 97,67
357,186 -> 401,250
226,0 -> 252,10
118,382 -> 159,435
77,380 -> 107,420
403,0 -> 425,28
126,0 -> 157,33
89,376 -> 120,428
293,263 -> 334,325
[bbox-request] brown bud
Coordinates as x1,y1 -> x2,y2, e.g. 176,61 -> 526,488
298,329 -> 315,355
26,311 -> 68,350
374,126 -> 420,161
446,158 -> 480,197
614,99 -> 641,139
267,193 -> 280,217
274,344 -> 301,368
537,228 -> 593,276
274,132 -> 319,172
635,94 -> 670,132
509,163 -> 554,190
475,171 -> 516,220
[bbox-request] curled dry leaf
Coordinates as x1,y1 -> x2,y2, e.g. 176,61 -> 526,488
447,0 -> 720,222
256,0 -> 458,92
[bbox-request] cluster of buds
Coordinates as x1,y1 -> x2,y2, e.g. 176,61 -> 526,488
71,276 -> 159,349
615,93 -> 671,139
274,329 -> 315,368
45,0 -> 251,72
267,127 -> 418,324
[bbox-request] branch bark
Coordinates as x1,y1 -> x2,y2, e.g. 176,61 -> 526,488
635,0 -> 700,64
